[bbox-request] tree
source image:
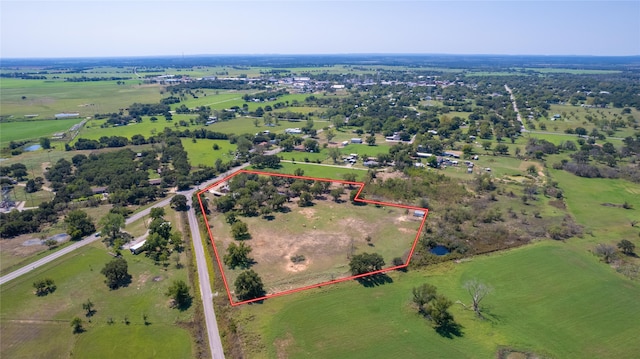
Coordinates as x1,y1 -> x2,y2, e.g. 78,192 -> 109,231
326,129 -> 336,143
101,257 -> 131,289
366,135 -> 376,146
25,179 -> 38,193
425,294 -> 454,328
170,194 -> 188,211
298,192 -> 313,207
223,242 -> 253,269
494,143 -> 509,155
39,137 -> 51,150
482,141 -> 492,151
99,213 -> 125,245
349,252 -> 385,275
234,269 -> 265,301
82,299 -> 95,317
330,187 -> 344,202
150,207 -> 165,220
412,283 -> 438,311
327,147 -> 341,163
65,210 -> 96,241
70,317 -> 83,334
33,278 -> 56,296
594,243 -> 617,264
231,220 -> 250,240
166,279 -> 191,309
463,279 -> 492,317
303,138 -> 319,153
618,239 -> 636,255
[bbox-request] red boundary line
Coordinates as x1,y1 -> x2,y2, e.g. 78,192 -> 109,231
197,169 -> 429,306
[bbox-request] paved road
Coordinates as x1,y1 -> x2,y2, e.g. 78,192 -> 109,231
504,84 -> 526,133
0,195 -> 174,286
185,162 -> 252,359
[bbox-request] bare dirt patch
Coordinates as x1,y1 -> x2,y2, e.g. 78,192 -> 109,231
275,332 -> 295,359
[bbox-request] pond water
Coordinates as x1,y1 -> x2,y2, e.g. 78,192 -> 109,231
429,245 -> 450,256
24,144 -> 42,152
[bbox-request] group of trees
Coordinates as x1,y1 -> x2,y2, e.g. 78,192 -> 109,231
143,208 -> 183,265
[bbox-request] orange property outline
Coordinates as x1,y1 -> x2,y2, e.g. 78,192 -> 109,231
197,169 -> 429,306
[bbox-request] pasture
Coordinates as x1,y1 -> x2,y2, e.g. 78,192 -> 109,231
0,118 -> 82,144
205,175 -> 422,301
181,138 -> 237,167
0,78 -> 161,119
0,240 -> 194,358
254,161 -> 367,179
237,241 -> 640,359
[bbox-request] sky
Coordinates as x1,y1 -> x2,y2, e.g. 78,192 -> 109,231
1,0 -> 639,58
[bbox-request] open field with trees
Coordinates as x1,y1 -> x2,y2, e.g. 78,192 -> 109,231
204,173 -> 422,300
234,241 -> 640,359
0,242 -> 194,358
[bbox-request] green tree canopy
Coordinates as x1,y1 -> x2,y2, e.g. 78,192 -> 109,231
100,257 -> 131,289
234,269 -> 265,301
349,252 -> 385,275
166,279 -> 191,309
65,210 -> 96,241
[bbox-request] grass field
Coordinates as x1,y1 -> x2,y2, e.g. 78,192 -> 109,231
0,241 -> 194,358
238,241 -> 640,358
0,119 -> 82,143
181,138 -> 237,167
255,162 -> 367,180
0,79 -> 162,119
206,179 -> 422,299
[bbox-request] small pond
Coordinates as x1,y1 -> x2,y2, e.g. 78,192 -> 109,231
429,245 -> 450,256
24,144 -> 42,152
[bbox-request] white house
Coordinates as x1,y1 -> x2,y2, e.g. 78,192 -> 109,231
351,138 -> 363,144
130,240 -> 146,254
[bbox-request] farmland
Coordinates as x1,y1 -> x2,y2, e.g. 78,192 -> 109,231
203,172 -> 424,302
0,118 -> 82,144
1,55 -> 639,359
237,241 -> 640,359
0,242 -> 194,359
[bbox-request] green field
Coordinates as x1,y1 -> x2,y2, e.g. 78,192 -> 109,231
255,162 -> 367,180
0,241 -> 194,358
238,241 -> 640,358
0,119 -> 82,144
0,79 -> 162,119
181,138 -> 237,167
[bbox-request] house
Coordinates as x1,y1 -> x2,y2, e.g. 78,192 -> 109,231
91,186 -> 108,195
428,130 -> 438,135
130,240 -> 146,255
414,210 -> 426,217
363,160 -> 379,167
351,138 -> 363,144
285,128 -> 303,134
148,178 -> 162,186
341,140 -> 349,146
416,152 -> 433,158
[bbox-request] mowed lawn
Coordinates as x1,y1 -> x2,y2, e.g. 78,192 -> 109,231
239,241 -> 640,359
0,243 -> 193,359
0,119 -> 82,143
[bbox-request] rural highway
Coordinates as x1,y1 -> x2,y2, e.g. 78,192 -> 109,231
0,195 -> 174,286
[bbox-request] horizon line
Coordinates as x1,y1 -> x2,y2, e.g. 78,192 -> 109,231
2,53 -> 640,61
